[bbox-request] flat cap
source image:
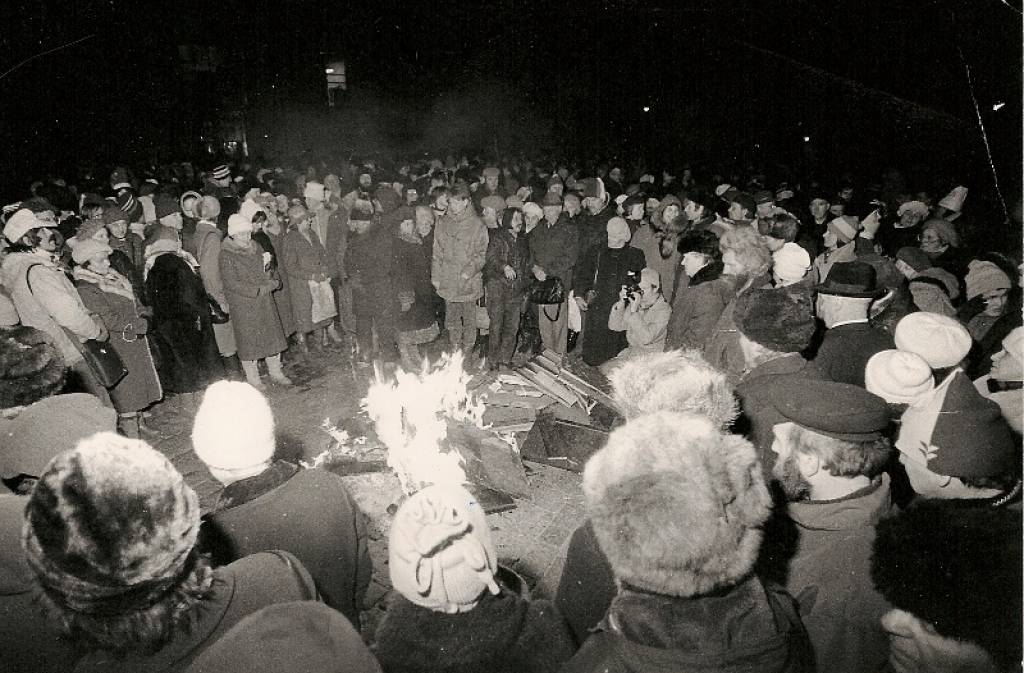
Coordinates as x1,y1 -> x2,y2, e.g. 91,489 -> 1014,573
770,377 -> 889,441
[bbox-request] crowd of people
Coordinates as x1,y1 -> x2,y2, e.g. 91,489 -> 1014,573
0,153 -> 1021,672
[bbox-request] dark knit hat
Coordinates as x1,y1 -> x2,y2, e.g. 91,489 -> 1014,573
677,230 -> 720,258
115,192 -> 142,223
769,377 -> 890,441
154,192 -> 179,220
730,192 -> 756,217
584,412 -> 771,598
0,326 -> 65,409
896,246 -> 931,272
734,288 -> 816,354
872,501 -> 1022,669
187,602 -> 383,673
21,432 -> 200,615
102,204 -> 129,225
211,164 -> 231,181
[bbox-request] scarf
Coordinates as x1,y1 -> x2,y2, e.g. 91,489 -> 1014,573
72,266 -> 136,302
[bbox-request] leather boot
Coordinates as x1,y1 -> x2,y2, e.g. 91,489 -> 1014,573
221,354 -> 244,381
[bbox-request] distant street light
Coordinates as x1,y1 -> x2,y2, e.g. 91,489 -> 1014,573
642,106 -> 650,113
992,101 -> 1006,111
803,136 -> 811,142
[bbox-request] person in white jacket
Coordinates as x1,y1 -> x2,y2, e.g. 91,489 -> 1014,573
603,267 -> 671,374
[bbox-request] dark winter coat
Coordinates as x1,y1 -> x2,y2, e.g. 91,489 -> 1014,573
574,208 -> 614,271
108,233 -> 146,301
219,237 -> 287,360
1,495 -> 83,673
347,226 -> 397,318
75,273 -> 162,412
145,252 -> 222,393
374,589 -> 575,673
198,462 -> 372,630
73,551 -> 319,673
529,214 -> 580,292
253,229 -> 296,337
484,228 -> 531,297
807,321 -> 895,387
561,579 -> 814,673
282,228 -> 331,332
556,519 -> 618,645
393,235 -> 437,332
665,262 -> 736,352
575,244 -> 646,366
758,477 -> 894,673
704,272 -> 773,385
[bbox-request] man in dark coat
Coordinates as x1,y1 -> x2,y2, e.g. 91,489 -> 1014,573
529,195 -> 579,355
758,378 -> 895,673
192,381 -> 372,628
808,261 -> 894,386
347,207 -> 399,361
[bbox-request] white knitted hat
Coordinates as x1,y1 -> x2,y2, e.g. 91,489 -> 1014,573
865,350 -> 935,404
894,312 -> 972,369
192,381 -> 275,471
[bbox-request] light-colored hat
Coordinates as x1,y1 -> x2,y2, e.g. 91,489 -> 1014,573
937,186 -> 968,215
772,242 -> 811,283
897,200 -> 930,218
238,199 -> 265,223
522,202 -> 543,219
827,215 -> 858,243
70,239 -> 112,266
303,181 -> 326,202
227,214 -> 253,237
606,216 -> 631,242
3,208 -> 47,244
192,381 -> 275,471
894,312 -> 972,369
388,484 -> 499,614
865,350 -> 935,404
964,260 -> 1011,300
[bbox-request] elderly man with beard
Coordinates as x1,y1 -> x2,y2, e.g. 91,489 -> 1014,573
759,377 -> 894,673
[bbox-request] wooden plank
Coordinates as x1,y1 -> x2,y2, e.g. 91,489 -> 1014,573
556,368 -> 618,409
482,405 -> 537,426
540,348 -> 564,367
482,391 -> 555,410
489,422 -> 536,433
521,365 -> 577,406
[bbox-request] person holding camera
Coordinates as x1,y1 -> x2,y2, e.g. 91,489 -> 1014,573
603,266 -> 671,373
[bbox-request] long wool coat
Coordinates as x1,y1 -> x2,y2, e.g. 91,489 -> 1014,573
254,229 -> 296,338
574,244 -> 646,366
219,237 -> 287,361
76,274 -> 162,412
282,228 -> 332,333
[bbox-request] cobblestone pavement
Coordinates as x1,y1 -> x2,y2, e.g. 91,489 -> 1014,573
145,338 -> 588,635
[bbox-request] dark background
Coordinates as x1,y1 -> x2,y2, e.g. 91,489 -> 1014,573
0,0 -> 1020,204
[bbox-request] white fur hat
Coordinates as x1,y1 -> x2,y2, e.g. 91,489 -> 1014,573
583,411 -> 770,598
608,349 -> 738,428
227,214 -> 253,237
192,381 -> 275,471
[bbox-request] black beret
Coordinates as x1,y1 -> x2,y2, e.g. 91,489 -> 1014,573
769,377 -> 889,441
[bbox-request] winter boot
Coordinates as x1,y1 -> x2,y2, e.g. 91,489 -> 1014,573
327,323 -> 345,346
240,359 -> 266,390
266,354 -> 293,386
117,412 -> 141,439
221,354 -> 245,381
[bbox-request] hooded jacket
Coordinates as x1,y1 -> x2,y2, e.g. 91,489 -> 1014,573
431,205 -> 488,302
665,262 -> 735,351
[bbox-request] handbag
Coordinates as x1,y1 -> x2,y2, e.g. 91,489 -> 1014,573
309,278 -> 338,324
528,276 -> 565,321
207,295 -> 230,324
24,264 -> 128,388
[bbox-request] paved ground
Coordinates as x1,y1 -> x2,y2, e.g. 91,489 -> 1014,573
145,338 -> 588,634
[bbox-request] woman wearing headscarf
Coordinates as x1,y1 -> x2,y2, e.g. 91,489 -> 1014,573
919,218 -> 966,280
281,204 -> 335,352
72,239 -> 162,435
574,217 -> 646,367
246,197 -> 297,348
144,225 -> 223,400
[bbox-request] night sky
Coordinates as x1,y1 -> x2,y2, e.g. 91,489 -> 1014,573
0,0 -> 1020,202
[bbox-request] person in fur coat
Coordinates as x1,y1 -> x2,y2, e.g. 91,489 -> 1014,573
560,412 -> 813,673
374,484 -> 575,673
665,230 -> 735,351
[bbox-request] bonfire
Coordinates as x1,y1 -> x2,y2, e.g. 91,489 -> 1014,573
362,351 -> 486,495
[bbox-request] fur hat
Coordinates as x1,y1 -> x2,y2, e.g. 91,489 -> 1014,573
226,214 -> 253,237
865,350 -> 934,404
872,500 -> 1021,669
964,260 -> 1011,301
894,312 -> 971,369
677,230 -> 720,257
921,218 -> 961,248
192,381 -> 275,472
896,200 -> 929,218
479,195 -> 505,213
608,349 -> 738,428
154,192 -> 179,220
772,242 -> 811,283
0,326 -> 66,408
578,177 -> 606,201
584,412 -> 770,597
187,602 -> 382,673
388,484 -> 499,614
71,218 -> 106,246
21,432 -> 200,614
522,202 -> 543,219
734,288 -> 816,353
70,239 -> 111,265
0,393 -> 116,479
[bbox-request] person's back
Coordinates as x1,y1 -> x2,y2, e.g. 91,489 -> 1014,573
200,464 -> 371,627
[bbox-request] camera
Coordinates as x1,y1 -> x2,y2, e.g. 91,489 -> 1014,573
623,271 -> 642,304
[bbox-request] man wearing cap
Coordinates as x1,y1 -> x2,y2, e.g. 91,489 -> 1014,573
203,164 -> 240,221
473,166 -> 506,212
811,214 -> 858,283
574,177 -> 614,263
529,189 -> 580,356
808,261 -> 894,387
432,182 -> 488,359
604,267 -> 671,371
761,378 -> 895,673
